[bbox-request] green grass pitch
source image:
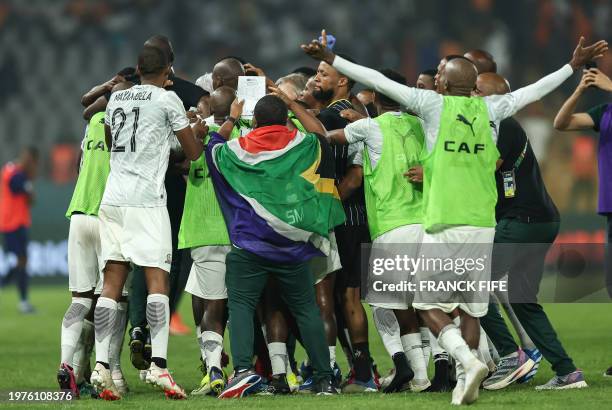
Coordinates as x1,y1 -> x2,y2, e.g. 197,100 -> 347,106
0,285 -> 610,409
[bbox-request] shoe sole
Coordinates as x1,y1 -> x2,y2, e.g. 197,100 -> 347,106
603,373 -> 612,378
462,362 -> 489,405
536,380 -> 588,391
410,379 -> 432,393
342,384 -> 378,393
484,358 -> 535,391
130,340 -> 148,370
210,378 -> 225,395
219,376 -> 261,398
57,367 -> 80,399
517,355 -> 542,384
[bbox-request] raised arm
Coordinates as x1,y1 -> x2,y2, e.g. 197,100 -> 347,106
553,72 -> 595,130
301,30 -> 439,118
81,74 -> 123,107
269,86 -> 327,136
486,37 -> 608,121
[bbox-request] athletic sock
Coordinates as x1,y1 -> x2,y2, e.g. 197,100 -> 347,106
371,306 -> 403,357
352,342 -> 372,382
420,327 -> 431,366
60,297 -> 92,365
437,324 -> 477,367
73,318 -> 94,383
146,294 -> 170,367
202,330 -> 224,372
109,301 -> 127,373
401,332 -> 429,382
328,345 -> 337,369
196,327 -> 206,362
478,327 -> 494,369
268,342 -> 288,376
94,297 -> 117,366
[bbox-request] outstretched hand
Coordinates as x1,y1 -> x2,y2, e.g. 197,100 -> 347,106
192,118 -> 209,140
301,29 -> 336,64
404,166 -> 423,183
569,37 -> 608,71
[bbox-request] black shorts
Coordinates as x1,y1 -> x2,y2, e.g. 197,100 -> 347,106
334,224 -> 370,290
3,226 -> 28,257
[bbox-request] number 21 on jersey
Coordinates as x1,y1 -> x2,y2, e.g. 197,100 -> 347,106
111,107 -> 140,152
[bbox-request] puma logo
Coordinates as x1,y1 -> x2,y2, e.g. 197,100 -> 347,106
456,114 -> 477,137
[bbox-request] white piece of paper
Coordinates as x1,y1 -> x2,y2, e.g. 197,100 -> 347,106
237,76 -> 266,119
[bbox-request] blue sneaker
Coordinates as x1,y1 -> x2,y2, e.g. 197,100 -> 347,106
298,376 -> 314,394
341,377 -> 378,393
300,361 -> 313,382
218,369 -> 262,398
332,362 -> 342,388
517,348 -> 542,384
535,370 -> 588,390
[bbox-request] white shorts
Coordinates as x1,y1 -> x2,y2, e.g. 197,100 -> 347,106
68,214 -> 104,293
413,226 -> 494,317
99,205 -> 173,273
185,245 -> 231,300
367,224 -> 424,310
311,232 -> 342,285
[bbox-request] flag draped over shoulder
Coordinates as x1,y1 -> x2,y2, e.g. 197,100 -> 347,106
205,125 -> 346,263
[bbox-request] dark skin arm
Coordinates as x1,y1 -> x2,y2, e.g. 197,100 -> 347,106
268,86 -> 327,135
83,95 -> 108,121
175,119 -> 208,161
81,75 -> 124,107
337,165 -> 363,201
218,98 -> 245,140
104,124 -> 112,151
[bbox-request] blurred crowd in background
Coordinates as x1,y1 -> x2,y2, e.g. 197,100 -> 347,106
0,0 -> 610,214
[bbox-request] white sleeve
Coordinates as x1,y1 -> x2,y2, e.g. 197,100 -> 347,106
333,55 -> 442,119
348,142 -> 364,166
344,118 -> 371,144
104,103 -> 112,126
164,91 -> 190,132
484,64 -> 574,121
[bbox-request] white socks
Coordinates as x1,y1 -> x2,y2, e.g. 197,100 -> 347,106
60,297 -> 92,366
372,306 -> 404,357
73,318 -> 94,383
401,333 -> 429,381
268,342 -> 288,376
94,297 -> 118,365
329,346 -> 337,369
202,330 -> 223,372
109,301 -> 127,373
146,294 -> 170,363
437,324 -> 478,367
420,326 -> 431,366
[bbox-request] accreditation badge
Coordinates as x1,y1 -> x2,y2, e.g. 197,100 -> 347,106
502,170 -> 516,198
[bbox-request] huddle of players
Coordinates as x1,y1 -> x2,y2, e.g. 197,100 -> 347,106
56,30 -> 608,405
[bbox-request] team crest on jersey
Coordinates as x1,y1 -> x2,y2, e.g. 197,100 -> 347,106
165,254 -> 172,264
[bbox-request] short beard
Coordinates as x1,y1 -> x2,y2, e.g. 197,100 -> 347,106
313,88 -> 334,103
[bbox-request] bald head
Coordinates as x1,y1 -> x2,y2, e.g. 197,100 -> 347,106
474,72 -> 510,97
439,57 -> 478,96
210,86 -> 236,120
144,35 -> 174,64
464,49 -> 497,74
212,58 -> 245,91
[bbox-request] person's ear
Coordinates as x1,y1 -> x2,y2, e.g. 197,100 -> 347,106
337,76 -> 348,88
252,118 -> 258,128
135,65 -> 142,77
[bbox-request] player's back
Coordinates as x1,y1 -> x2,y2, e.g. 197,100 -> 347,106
102,84 -> 188,208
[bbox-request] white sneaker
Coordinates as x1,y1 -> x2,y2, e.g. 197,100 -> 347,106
112,369 -> 129,395
139,369 -> 148,382
145,363 -> 186,399
461,359 -> 488,405
409,378 -> 431,392
91,363 -> 121,400
451,379 -> 465,406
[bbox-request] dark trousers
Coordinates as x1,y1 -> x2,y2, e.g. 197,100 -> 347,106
225,248 -> 332,382
481,218 -> 576,376
605,214 -> 612,298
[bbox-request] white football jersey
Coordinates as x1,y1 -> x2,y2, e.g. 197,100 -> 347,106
102,84 -> 189,207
